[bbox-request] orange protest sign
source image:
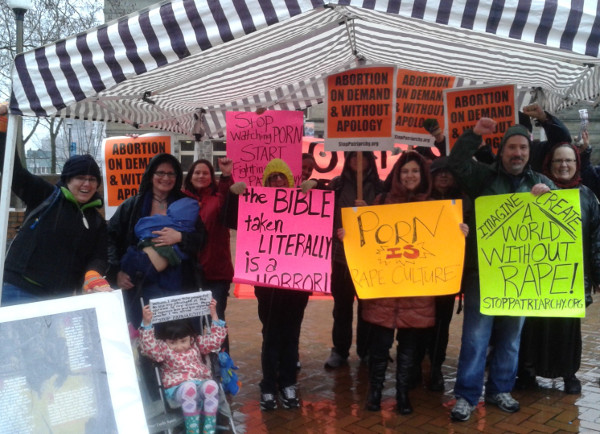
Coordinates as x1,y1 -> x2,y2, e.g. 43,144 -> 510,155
394,69 -> 455,147
102,134 -> 172,218
444,84 -> 517,153
325,66 -> 395,151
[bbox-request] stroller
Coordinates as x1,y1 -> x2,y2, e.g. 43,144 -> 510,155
135,298 -> 237,434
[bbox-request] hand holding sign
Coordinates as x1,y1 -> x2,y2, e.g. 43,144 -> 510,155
142,304 -> 153,327
530,183 -> 551,196
209,298 -> 219,321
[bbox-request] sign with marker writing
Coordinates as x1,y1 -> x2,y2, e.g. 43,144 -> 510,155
149,292 -> 212,323
325,66 -> 395,151
0,291 -> 148,434
341,200 -> 465,299
444,84 -> 517,153
394,69 -> 455,147
103,134 -> 172,219
476,190 -> 584,317
227,110 -> 303,186
233,187 -> 334,293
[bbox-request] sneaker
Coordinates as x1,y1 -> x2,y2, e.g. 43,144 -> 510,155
450,397 -> 476,421
279,385 -> 300,409
485,392 -> 520,413
260,392 -> 277,411
324,349 -> 347,369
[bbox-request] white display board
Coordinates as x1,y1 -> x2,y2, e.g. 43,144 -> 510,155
0,291 -> 148,434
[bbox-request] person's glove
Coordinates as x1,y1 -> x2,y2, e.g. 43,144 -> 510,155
229,182 -> 247,195
301,179 -> 317,194
423,118 -> 442,137
83,270 -> 111,293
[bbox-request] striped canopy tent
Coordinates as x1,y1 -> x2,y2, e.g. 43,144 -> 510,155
7,0 -> 600,139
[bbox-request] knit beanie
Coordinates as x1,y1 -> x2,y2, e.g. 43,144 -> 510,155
498,124 -> 531,155
430,156 -> 450,174
60,154 -> 102,185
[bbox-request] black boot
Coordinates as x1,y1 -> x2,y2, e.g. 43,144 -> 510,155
429,366 -> 445,392
395,343 -> 413,415
366,355 -> 387,411
396,389 -> 413,415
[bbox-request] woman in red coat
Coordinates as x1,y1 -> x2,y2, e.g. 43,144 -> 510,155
183,158 -> 235,352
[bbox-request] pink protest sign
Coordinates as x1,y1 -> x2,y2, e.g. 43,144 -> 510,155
226,110 -> 303,186
233,186 -> 334,293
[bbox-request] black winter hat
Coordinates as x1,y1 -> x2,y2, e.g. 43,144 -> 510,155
498,124 -> 531,156
430,156 -> 450,174
60,154 -> 101,185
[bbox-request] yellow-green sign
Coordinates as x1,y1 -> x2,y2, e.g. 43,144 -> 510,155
475,190 -> 584,317
342,200 -> 465,299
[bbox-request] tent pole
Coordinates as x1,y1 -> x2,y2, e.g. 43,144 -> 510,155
0,115 -> 18,303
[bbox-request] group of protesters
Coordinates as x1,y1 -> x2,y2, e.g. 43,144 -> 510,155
1,100 -> 598,425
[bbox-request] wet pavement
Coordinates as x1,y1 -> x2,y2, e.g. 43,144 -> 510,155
223,296 -> 600,433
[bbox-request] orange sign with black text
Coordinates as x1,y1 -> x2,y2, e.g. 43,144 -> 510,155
394,69 -> 455,147
102,134 -> 172,219
444,84 -> 517,153
325,66 -> 395,151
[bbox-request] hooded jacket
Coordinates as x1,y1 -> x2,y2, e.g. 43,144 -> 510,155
107,153 -> 206,288
4,154 -> 107,297
361,152 -> 436,329
262,158 -> 295,187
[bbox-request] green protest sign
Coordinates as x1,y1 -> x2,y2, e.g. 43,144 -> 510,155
475,190 -> 584,317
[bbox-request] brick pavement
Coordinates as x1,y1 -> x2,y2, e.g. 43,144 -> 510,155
223,296 -> 600,433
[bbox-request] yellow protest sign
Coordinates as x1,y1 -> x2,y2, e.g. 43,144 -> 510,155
476,190 -> 585,317
341,200 -> 465,299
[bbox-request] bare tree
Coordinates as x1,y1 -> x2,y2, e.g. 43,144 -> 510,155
1,0 -> 112,171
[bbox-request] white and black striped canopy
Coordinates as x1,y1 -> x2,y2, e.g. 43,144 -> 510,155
9,0 -> 600,138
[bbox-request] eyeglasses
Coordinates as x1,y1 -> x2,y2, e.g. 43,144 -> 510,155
268,173 -> 286,181
551,159 -> 576,165
72,175 -> 98,185
154,171 -> 177,179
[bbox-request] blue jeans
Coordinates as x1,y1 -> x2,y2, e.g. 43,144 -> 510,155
454,270 -> 525,405
1,282 -> 42,306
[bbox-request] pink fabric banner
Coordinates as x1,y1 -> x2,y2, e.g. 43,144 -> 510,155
226,110 -> 303,186
233,186 -> 334,293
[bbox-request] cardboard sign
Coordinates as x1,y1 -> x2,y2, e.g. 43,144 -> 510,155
476,190 -> 585,317
103,134 -> 172,219
342,200 -> 465,299
325,66 -> 395,151
226,110 -> 303,186
233,187 -> 334,293
149,292 -> 212,323
0,291 -> 147,434
394,69 -> 455,147
444,84 -> 517,153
